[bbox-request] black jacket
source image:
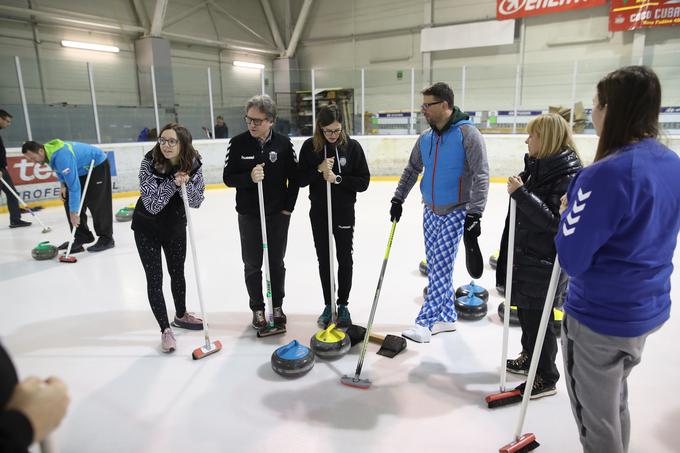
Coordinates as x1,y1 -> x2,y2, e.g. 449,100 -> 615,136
223,130 -> 299,217
298,137 -> 370,222
131,151 -> 205,238
496,148 -> 582,310
0,136 -> 7,169
1,344 -> 32,453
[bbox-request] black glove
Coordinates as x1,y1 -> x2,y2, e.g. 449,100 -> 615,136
390,198 -> 403,222
464,213 -> 481,239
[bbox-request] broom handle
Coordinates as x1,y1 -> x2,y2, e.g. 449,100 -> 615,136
327,179 -> 337,323
257,180 -> 275,326
499,198 -> 516,392
64,159 -> 95,258
181,181 -> 211,348
513,257 -> 562,440
354,221 -> 397,378
0,176 -> 51,231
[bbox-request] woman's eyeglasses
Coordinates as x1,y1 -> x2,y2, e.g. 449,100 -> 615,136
158,138 -> 178,146
244,116 -> 267,126
322,129 -> 342,136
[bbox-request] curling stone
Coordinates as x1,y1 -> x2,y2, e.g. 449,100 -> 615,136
454,292 -> 488,320
498,301 -> 520,326
115,204 -> 135,222
271,340 -> 315,378
31,241 -> 58,261
489,250 -> 499,269
455,281 -> 489,302
310,324 -> 350,360
419,259 -> 428,276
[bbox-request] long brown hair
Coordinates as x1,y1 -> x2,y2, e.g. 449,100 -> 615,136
594,66 -> 661,162
526,113 -> 579,160
151,123 -> 201,174
312,105 -> 347,154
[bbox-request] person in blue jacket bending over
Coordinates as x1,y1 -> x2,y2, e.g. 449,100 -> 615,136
22,140 -> 115,253
555,66 -> 680,453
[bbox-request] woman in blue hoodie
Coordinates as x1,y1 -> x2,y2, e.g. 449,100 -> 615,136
556,66 -> 680,453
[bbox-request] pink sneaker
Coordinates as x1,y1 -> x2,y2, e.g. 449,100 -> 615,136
172,312 -> 203,330
161,328 -> 176,353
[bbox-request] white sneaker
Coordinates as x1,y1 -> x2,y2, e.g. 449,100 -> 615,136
431,321 -> 457,335
402,324 -> 431,343
161,328 -> 176,353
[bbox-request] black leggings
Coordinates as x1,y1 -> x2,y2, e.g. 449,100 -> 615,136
134,229 -> 187,332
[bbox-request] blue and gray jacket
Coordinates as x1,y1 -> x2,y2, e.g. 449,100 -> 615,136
44,139 -> 107,212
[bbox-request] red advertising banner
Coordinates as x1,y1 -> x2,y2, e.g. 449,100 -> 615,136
6,156 -> 58,185
609,1 -> 680,31
497,0 -> 608,20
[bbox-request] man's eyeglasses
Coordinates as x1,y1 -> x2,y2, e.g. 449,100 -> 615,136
158,138 -> 179,147
421,101 -> 444,110
244,116 -> 268,126
322,128 -> 342,136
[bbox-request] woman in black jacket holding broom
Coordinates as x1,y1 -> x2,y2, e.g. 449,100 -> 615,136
496,113 -> 582,398
298,105 -> 370,328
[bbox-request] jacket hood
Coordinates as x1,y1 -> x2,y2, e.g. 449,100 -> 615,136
524,147 -> 582,185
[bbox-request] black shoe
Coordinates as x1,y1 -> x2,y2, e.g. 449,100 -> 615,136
251,310 -> 266,329
88,238 -> 115,252
58,240 -> 87,251
515,375 -> 557,399
507,350 -> 530,375
337,305 -> 352,328
9,220 -> 31,228
273,307 -> 287,325
317,305 -> 332,327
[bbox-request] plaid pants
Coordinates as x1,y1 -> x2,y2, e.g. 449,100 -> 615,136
415,206 -> 465,328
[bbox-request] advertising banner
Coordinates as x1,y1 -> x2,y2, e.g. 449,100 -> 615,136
609,0 -> 680,31
497,0 -> 608,20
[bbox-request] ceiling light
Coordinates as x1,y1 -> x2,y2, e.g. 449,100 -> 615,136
61,40 -> 120,53
233,61 -> 265,69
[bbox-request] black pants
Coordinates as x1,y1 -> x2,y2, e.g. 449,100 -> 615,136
0,166 -> 21,224
517,307 -> 560,386
134,229 -> 187,332
238,212 -> 291,311
309,206 -> 354,306
63,160 -> 113,244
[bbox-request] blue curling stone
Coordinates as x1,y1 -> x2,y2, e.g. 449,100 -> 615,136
454,292 -> 488,320
271,340 -> 315,378
455,281 -> 489,302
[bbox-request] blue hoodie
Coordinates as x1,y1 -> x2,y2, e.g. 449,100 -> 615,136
44,139 -> 107,213
555,138 -> 680,337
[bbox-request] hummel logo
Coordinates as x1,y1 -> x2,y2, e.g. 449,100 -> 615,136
562,188 -> 592,236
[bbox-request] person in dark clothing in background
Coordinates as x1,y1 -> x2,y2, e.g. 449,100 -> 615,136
132,123 -> 206,353
497,113 -> 582,399
223,95 -> 299,332
298,105 -> 370,328
214,116 -> 228,139
0,110 -> 31,228
1,342 -> 69,452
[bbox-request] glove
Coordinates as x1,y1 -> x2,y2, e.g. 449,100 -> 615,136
390,198 -> 403,222
464,213 -> 481,239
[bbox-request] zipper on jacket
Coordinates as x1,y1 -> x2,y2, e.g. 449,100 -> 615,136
432,133 -> 440,209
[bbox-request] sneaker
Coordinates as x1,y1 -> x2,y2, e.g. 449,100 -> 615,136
9,220 -> 31,228
515,375 -> 557,399
252,310 -> 266,329
87,237 -> 115,252
317,305 -> 332,327
172,312 -> 203,330
402,324 -> 431,343
431,321 -> 456,335
337,305 -> 352,328
273,306 -> 287,325
161,328 -> 176,353
507,350 -> 530,375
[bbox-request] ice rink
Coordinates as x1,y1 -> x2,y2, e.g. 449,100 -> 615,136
2,181 -> 679,453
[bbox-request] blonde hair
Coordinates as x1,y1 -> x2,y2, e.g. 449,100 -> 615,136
526,113 -> 578,159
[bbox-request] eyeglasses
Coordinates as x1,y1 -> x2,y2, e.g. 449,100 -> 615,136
322,128 -> 342,136
158,138 -> 178,147
421,101 -> 444,110
244,116 -> 268,126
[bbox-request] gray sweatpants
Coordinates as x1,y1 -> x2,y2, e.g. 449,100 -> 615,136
561,314 -> 656,453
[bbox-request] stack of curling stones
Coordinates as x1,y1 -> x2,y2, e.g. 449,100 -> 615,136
31,241 -> 58,261
489,250 -> 499,269
271,340 -> 315,378
454,281 -> 489,320
115,203 -> 135,222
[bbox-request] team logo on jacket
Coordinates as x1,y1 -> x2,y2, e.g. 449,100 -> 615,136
61,168 -> 71,175
339,157 -> 347,167
562,188 -> 592,237
269,151 -> 278,163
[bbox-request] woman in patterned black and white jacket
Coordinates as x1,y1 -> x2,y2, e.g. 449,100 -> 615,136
131,123 -> 205,353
